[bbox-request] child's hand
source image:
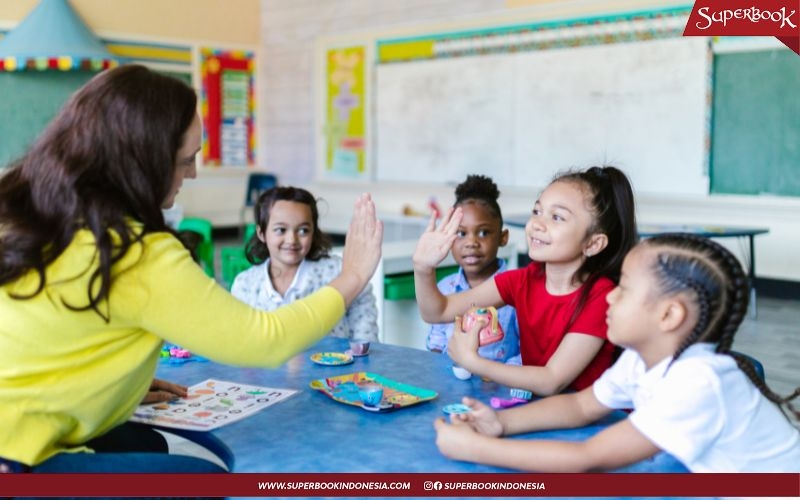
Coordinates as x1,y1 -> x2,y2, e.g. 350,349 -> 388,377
453,397 -> 504,437
446,314 -> 482,369
141,378 -> 187,404
433,416 -> 487,462
412,207 -> 463,273
334,193 -> 384,306
433,416 -> 477,461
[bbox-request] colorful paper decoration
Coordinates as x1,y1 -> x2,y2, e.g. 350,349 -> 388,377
200,48 -> 256,167
0,0 -> 117,72
325,46 -> 366,177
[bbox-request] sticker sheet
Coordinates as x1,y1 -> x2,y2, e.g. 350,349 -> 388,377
130,378 -> 297,431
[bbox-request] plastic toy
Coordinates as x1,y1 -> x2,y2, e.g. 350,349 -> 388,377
160,344 -> 207,364
461,306 -> 504,346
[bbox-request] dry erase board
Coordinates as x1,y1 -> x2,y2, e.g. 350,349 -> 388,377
710,49 -> 800,197
375,36 -> 710,195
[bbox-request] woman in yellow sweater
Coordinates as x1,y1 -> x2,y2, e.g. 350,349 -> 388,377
0,65 -> 383,473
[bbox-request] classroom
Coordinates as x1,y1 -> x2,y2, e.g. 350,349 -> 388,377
0,0 -> 798,493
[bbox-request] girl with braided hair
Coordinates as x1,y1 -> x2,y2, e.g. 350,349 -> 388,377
434,233 -> 799,472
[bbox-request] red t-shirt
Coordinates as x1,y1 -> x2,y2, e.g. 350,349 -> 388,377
494,262 -> 616,391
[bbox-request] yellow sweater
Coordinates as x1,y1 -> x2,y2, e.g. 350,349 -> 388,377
0,228 -> 344,465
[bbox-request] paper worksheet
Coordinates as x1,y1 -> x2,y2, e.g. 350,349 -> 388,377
130,378 -> 297,431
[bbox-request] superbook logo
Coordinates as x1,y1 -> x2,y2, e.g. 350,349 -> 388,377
694,6 -> 797,29
683,0 -> 800,54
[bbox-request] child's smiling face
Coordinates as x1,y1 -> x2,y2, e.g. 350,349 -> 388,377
451,201 -> 508,284
257,200 -> 315,272
525,180 -> 602,265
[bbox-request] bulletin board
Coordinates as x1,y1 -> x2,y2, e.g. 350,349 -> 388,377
373,7 -> 712,196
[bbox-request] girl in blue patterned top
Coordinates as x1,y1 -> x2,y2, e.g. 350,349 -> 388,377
232,186 -> 378,342
427,175 -> 520,364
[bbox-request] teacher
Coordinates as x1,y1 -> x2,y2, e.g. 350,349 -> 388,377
0,65 -> 383,473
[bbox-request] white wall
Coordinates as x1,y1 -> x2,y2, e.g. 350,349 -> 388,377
175,0 -> 800,284
302,180 -> 800,284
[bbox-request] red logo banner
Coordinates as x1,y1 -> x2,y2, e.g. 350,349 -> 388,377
684,0 -> 800,54
0,472 -> 798,497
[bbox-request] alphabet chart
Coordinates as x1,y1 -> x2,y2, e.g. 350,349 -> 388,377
130,379 -> 297,431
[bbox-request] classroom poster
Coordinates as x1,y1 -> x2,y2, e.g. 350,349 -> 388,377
130,379 -> 296,431
200,48 -> 256,167
325,46 -> 366,178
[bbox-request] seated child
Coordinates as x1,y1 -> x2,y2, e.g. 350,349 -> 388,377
232,186 -> 378,342
426,175 -> 520,365
435,233 -> 800,472
414,166 -> 638,395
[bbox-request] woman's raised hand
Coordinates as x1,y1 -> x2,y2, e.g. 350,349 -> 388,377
412,206 -> 463,273
332,193 -> 384,306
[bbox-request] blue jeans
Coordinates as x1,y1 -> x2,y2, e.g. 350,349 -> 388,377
31,451 -> 226,473
31,422 -> 226,473
30,422 -> 227,474
3,423 -> 226,499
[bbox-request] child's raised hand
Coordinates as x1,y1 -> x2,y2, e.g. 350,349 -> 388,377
334,193 -> 384,306
412,206 -> 463,273
446,314 -> 482,370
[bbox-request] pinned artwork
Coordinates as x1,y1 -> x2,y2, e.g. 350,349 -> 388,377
200,48 -> 256,167
130,379 -> 296,431
324,46 -> 366,178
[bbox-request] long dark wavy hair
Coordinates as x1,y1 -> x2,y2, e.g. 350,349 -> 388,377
245,186 -> 332,264
0,64 -> 198,320
546,166 -> 638,333
645,233 -> 799,419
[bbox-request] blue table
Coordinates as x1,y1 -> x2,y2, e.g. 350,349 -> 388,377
155,337 -> 686,474
504,216 -> 769,317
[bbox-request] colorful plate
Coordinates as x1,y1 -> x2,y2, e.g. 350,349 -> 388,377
442,403 -> 472,415
309,372 -> 438,413
310,352 -> 353,366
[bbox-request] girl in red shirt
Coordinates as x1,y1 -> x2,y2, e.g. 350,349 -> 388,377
413,166 -> 637,395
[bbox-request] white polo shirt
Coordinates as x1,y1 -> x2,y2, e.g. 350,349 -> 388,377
593,343 -> 800,472
231,255 -> 378,342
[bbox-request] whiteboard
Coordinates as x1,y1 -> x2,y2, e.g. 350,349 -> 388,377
375,37 -> 710,195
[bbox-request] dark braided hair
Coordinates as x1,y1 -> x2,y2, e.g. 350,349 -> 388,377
453,174 -> 503,224
644,233 -> 799,419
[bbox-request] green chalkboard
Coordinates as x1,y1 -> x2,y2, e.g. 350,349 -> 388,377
0,70 -> 192,168
0,71 -> 97,167
710,49 -> 800,197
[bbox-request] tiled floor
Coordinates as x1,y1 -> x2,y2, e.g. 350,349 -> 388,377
732,297 -> 800,427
